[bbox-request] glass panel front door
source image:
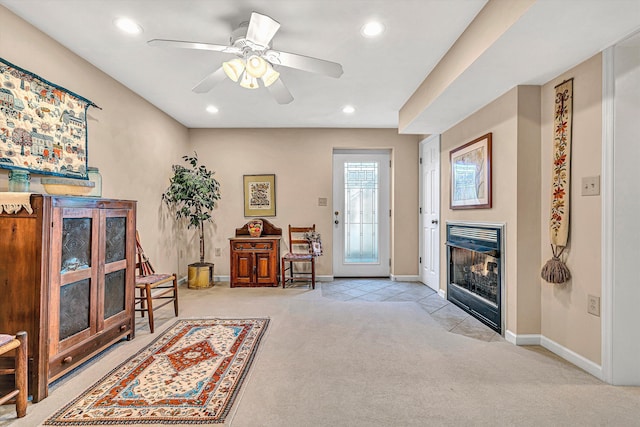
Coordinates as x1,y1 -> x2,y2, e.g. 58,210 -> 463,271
333,151 -> 390,277
344,162 -> 379,264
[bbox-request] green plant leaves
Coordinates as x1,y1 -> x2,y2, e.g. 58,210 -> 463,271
162,152 -> 221,230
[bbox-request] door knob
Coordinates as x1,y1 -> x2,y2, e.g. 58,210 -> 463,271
431,219 -> 439,224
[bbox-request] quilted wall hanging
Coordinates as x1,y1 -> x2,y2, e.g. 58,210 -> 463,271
0,57 -> 97,179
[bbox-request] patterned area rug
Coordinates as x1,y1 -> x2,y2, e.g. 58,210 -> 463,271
44,318 -> 269,425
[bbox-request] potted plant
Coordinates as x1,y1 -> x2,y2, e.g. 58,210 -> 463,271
162,152 -> 221,288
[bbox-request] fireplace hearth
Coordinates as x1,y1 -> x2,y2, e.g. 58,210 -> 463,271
446,222 -> 504,333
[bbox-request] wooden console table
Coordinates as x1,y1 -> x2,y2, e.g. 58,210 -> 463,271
229,219 -> 281,287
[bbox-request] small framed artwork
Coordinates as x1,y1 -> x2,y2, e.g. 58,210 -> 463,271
243,174 -> 276,217
450,133 -> 492,209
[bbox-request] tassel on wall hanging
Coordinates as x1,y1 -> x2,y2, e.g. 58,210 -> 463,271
541,78 -> 573,284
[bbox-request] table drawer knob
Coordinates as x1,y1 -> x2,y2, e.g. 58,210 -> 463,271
62,356 -> 73,364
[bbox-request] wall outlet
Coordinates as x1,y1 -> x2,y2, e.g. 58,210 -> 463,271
581,176 -> 600,196
588,294 -> 601,317
318,197 -> 328,206
214,247 -> 221,257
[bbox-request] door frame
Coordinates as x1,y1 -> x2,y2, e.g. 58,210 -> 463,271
332,149 -> 391,277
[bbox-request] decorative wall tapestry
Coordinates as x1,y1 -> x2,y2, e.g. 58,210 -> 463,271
0,57 -> 97,179
541,78 -> 573,284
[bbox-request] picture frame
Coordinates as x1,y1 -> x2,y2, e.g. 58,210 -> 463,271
243,174 -> 276,217
450,133 -> 492,209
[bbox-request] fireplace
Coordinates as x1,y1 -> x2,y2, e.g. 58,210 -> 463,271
446,222 -> 504,333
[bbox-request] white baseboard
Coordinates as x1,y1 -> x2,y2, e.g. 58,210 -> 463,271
505,330 -> 541,346
438,289 -> 446,299
504,331 -> 603,380
390,274 -> 420,282
207,275 -> 334,283
539,335 -> 603,380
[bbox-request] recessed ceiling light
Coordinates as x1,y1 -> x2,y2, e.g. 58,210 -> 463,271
206,105 -> 219,114
114,17 -> 143,35
342,105 -> 355,114
361,21 -> 385,38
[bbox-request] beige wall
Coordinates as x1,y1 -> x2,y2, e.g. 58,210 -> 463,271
440,53 -> 603,364
440,85 -> 542,335
0,7 -> 189,273
188,128 -> 419,277
540,54 -> 602,364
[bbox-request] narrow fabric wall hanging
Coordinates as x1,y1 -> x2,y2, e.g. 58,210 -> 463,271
541,78 -> 573,284
0,57 -> 99,179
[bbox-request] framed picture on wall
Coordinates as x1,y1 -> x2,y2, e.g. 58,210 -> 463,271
243,174 -> 276,217
450,133 -> 492,209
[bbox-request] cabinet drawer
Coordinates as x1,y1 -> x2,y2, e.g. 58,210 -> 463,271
48,321 -> 132,380
233,241 -> 273,251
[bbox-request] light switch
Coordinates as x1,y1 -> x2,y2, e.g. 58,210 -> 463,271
318,197 -> 328,206
581,176 -> 600,196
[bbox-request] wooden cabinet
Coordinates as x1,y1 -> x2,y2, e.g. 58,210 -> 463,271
0,195 -> 136,401
229,219 -> 281,287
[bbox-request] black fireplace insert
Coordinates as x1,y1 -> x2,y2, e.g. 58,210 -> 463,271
446,223 -> 503,333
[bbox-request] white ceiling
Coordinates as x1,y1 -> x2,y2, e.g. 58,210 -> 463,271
2,0 -> 639,133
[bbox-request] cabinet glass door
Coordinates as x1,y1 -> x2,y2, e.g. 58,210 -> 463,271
101,211 -> 131,327
53,208 -> 98,354
61,217 -> 92,273
59,278 -> 91,340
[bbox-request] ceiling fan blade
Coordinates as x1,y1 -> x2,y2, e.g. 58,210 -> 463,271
245,12 -> 280,48
148,39 -> 241,55
266,50 -> 343,78
266,79 -> 294,104
192,67 -> 227,93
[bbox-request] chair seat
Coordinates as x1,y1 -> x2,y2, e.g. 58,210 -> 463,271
0,334 -> 13,347
283,252 -> 313,261
135,273 -> 174,286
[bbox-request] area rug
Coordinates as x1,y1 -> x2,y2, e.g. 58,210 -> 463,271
44,318 -> 269,425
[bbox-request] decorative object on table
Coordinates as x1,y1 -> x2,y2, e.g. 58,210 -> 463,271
230,219 -> 282,287
450,133 -> 492,209
243,174 -> 276,217
0,57 -> 99,179
86,167 -> 102,197
43,318 -> 269,426
248,219 -> 263,237
40,176 -> 94,196
7,169 -> 30,192
0,192 -> 33,214
541,78 -> 573,284
162,152 -> 221,289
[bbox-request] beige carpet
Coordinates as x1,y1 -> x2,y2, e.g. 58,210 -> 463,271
2,281 -> 640,426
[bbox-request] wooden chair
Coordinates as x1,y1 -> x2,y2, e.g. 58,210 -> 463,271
134,231 -> 179,333
0,331 -> 27,418
281,225 -> 316,289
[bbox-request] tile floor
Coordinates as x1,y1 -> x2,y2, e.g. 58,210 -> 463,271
319,278 -> 504,342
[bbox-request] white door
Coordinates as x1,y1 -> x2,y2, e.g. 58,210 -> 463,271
333,150 -> 390,277
420,135 -> 440,291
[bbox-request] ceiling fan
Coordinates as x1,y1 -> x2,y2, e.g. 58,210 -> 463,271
148,12 -> 343,104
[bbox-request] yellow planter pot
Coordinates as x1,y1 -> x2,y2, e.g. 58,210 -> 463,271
188,262 -> 214,289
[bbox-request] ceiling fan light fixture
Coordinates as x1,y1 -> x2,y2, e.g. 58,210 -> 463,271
223,58 -> 245,82
245,55 -> 268,78
261,64 -> 280,87
239,71 -> 259,89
